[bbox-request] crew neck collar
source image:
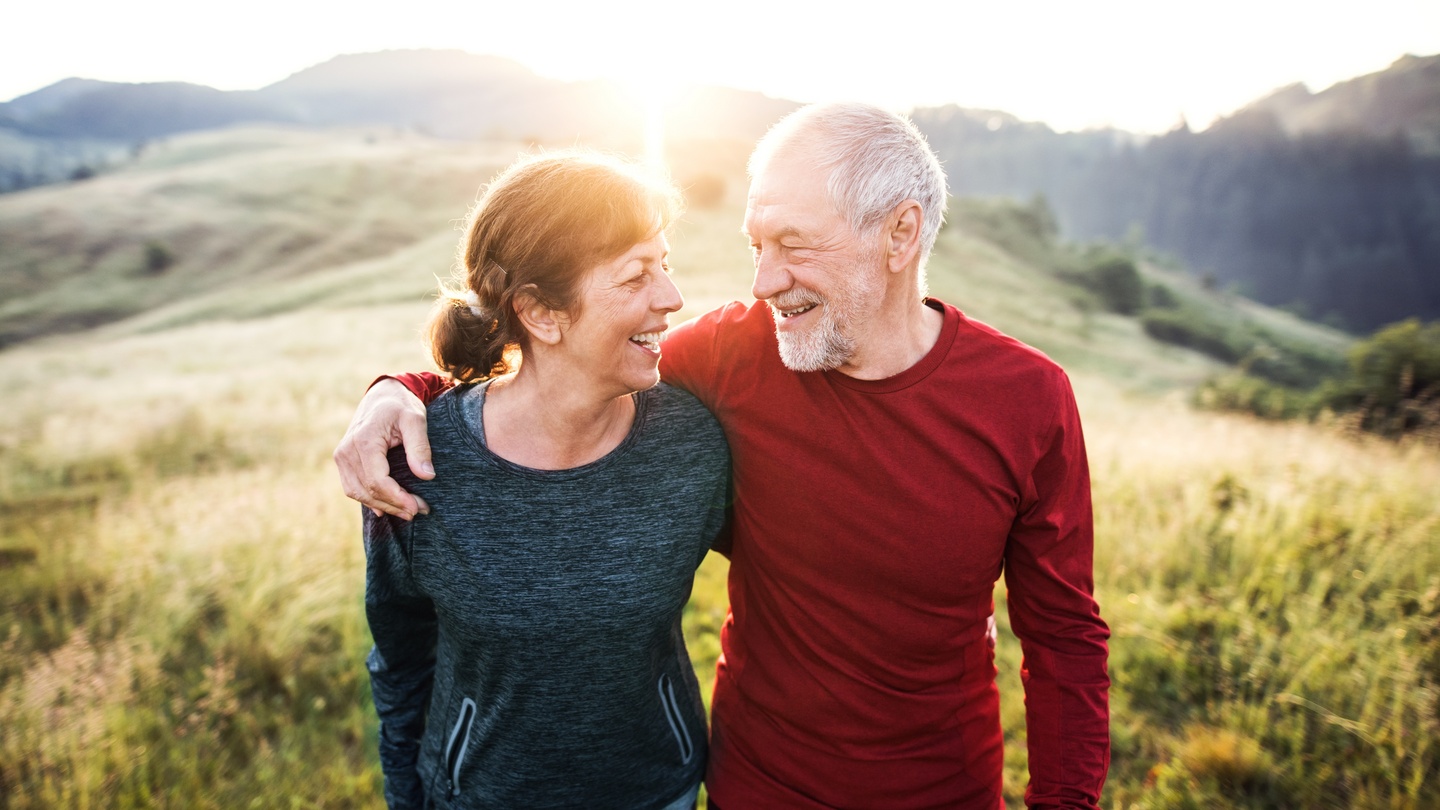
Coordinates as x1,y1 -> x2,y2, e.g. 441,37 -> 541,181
443,380 -> 650,480
823,298 -> 958,394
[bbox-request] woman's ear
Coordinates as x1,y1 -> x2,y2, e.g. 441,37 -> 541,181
513,286 -> 566,346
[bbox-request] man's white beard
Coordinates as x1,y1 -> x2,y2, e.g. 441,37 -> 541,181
776,305 -> 856,372
771,264 -> 881,372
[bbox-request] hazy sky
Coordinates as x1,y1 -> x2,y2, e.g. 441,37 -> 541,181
4,0 -> 1438,133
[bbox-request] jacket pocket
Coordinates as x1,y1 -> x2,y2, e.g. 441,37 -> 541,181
656,674 -> 695,764
443,697 -> 477,798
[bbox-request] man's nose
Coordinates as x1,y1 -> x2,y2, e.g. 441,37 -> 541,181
751,247 -> 792,301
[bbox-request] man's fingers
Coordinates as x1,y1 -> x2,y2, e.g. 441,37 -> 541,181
333,376 -> 430,519
334,434 -> 419,520
362,478 -> 421,520
358,441 -> 422,518
337,459 -> 414,520
398,412 -> 435,480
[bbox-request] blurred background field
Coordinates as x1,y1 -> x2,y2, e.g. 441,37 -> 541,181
0,118 -> 1435,809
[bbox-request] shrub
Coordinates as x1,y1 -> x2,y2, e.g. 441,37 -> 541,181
1142,308 -> 1244,363
1195,319 -> 1440,441
1177,727 -> 1273,793
1195,374 -> 1312,421
1086,254 -> 1145,315
1149,283 -> 1179,309
682,173 -> 726,209
143,240 -> 176,275
1318,319 -> 1440,437
1345,319 -> 1440,411
1144,307 -> 1344,389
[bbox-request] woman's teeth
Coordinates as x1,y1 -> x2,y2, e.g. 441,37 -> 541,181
629,331 -> 664,351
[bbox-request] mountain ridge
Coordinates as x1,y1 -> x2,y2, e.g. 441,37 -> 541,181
0,49 -> 799,145
1227,53 -> 1440,150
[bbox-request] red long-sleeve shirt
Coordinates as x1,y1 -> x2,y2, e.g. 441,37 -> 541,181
395,298 -> 1110,809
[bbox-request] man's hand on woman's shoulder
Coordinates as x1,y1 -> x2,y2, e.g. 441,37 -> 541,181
334,378 -> 434,520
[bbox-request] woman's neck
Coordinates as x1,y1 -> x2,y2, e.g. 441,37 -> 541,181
481,366 -> 636,470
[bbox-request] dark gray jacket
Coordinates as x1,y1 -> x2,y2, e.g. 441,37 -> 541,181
364,381 -> 729,809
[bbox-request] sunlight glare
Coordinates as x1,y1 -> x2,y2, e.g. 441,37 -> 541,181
622,73 -> 682,167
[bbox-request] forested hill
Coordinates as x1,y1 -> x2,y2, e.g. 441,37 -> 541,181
1235,53 -> 1440,149
914,54 -> 1440,332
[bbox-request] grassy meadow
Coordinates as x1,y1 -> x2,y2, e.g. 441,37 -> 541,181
0,127 -> 1436,808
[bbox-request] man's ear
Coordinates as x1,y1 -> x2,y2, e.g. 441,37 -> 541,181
514,286 -> 566,346
885,200 -> 924,274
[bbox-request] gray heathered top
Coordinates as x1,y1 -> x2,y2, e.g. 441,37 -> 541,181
364,381 -> 730,810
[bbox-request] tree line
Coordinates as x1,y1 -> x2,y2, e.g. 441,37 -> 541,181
914,107 -> 1440,333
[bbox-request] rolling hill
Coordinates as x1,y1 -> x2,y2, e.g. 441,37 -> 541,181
0,124 -> 1348,389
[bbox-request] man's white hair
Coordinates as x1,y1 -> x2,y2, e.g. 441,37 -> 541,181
749,102 -> 949,268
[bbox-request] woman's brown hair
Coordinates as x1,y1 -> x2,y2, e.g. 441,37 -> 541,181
429,151 -> 683,383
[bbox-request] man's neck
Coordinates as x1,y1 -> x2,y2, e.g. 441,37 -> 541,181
836,296 -> 945,381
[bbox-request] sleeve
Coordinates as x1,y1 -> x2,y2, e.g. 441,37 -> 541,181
702,453 -> 734,562
363,453 -> 438,810
370,372 -> 453,406
663,302 -> 750,554
1002,373 -> 1111,809
658,304 -> 730,408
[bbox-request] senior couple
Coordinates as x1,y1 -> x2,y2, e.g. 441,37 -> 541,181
336,103 -> 1110,810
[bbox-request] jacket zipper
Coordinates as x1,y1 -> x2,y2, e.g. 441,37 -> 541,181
657,674 -> 695,764
443,697 -> 477,797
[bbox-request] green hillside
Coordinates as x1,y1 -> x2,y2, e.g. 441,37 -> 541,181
0,127 -> 517,347
0,128 -> 1434,809
0,126 -> 1350,381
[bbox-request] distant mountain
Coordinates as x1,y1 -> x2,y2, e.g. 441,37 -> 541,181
255,49 -> 799,144
265,50 -> 538,98
0,78 -> 151,190
0,49 -> 799,194
0,78 -> 119,122
2,82 -> 290,140
255,50 -> 582,138
0,49 -> 796,150
1220,54 -> 1440,151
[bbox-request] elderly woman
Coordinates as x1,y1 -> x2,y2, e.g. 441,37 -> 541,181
363,152 -> 729,810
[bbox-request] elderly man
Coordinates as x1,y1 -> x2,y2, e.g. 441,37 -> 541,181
336,103 -> 1110,809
